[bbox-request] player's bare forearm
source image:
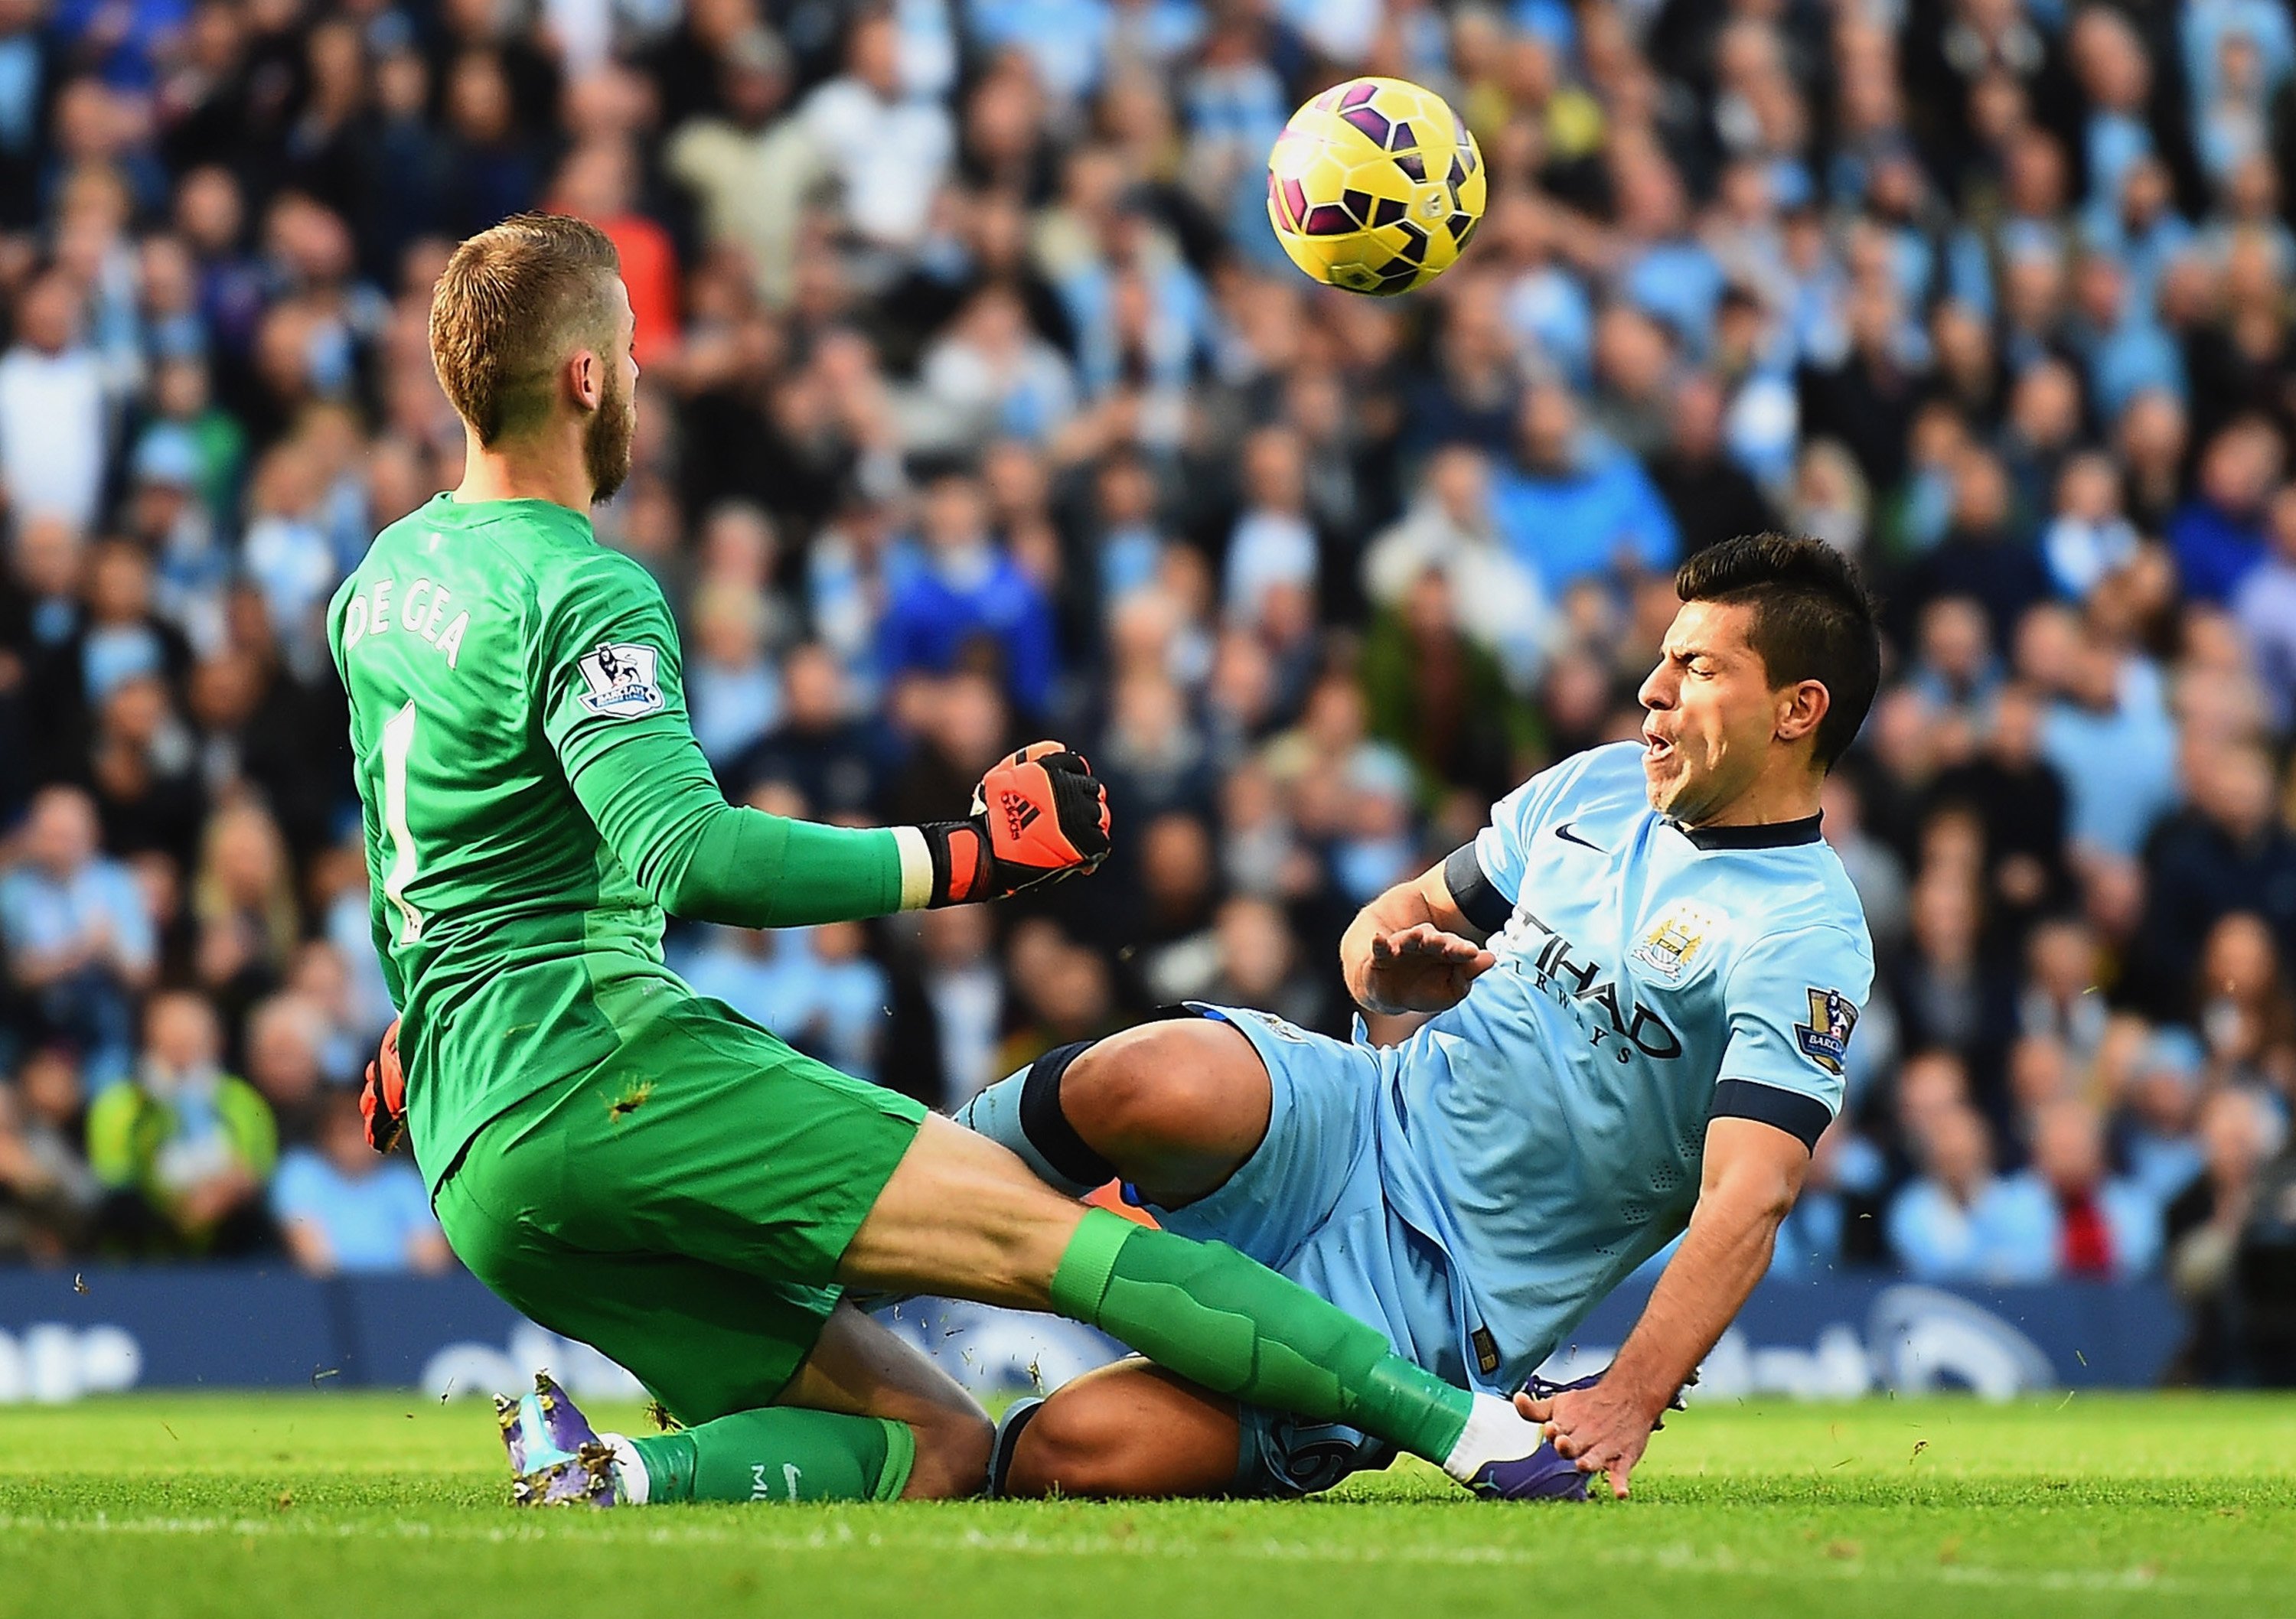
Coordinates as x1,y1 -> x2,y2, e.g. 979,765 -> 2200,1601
1342,862 -> 1493,1015
1521,1117 -> 1807,1496
1600,1117 -> 1806,1419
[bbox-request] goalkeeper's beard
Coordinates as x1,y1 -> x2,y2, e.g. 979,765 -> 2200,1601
585,368 -> 635,503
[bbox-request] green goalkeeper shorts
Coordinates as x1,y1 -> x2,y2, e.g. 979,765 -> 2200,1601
432,995 -> 928,1425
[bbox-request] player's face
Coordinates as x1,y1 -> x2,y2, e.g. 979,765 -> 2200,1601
584,279 -> 638,503
1636,600 -> 1782,823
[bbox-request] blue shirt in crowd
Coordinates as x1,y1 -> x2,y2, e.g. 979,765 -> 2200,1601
878,544 -> 1058,712
270,1149 -> 440,1273
2040,665 -> 2180,857
1491,449 -> 1681,591
1887,1173 -> 2058,1285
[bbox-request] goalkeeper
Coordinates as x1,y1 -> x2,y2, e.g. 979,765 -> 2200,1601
330,214 -> 1566,1510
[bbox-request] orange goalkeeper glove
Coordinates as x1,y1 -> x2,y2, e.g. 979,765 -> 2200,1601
361,1017 -> 408,1154
921,742 -> 1112,906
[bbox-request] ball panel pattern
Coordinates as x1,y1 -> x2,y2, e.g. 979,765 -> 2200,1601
1265,76 -> 1487,298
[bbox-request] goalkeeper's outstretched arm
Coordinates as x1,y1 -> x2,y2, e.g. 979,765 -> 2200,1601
537,554 -> 1107,930
561,716 -> 1109,929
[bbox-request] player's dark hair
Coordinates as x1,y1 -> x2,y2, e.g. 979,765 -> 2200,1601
1674,533 -> 1880,770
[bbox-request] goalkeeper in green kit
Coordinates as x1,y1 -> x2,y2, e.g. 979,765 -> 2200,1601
331,213 -> 1566,1508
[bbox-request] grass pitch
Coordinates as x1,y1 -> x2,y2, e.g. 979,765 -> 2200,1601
0,1393 -> 2290,1618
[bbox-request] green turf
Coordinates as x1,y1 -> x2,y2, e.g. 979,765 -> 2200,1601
0,1392 -> 2291,1618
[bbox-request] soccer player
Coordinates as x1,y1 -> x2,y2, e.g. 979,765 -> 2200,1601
960,534 -> 1880,1500
331,213 -> 1566,1510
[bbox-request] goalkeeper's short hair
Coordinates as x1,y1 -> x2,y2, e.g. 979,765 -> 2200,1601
429,212 -> 621,446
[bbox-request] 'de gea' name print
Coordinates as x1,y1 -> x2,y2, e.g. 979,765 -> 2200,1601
341,575 -> 474,669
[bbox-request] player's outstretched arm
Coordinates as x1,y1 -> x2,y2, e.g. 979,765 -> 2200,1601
1521,1116 -> 1808,1497
542,562 -> 1107,929
1341,859 -> 1497,1015
564,710 -> 1108,929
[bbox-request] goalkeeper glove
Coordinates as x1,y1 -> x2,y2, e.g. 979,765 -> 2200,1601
361,1018 -> 408,1154
918,741 -> 1111,906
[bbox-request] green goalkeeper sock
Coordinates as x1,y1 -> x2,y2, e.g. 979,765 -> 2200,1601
1049,1208 -> 1474,1464
622,1409 -> 915,1504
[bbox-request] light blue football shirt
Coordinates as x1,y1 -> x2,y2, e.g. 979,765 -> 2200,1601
1377,741 -> 1874,1390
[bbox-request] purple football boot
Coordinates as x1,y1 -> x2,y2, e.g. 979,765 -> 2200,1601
1461,1426 -> 1589,1500
1437,1386 -> 1589,1501
1463,1370 -> 1694,1500
499,1371 -> 621,1507
1473,1372 -> 1608,1500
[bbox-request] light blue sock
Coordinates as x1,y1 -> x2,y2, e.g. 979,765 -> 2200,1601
954,1070 -> 1098,1197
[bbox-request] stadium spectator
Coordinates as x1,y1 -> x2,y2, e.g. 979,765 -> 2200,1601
1821,772 -> 1910,969
1490,382 -> 1680,592
2166,1086 -> 2285,1381
2017,915 -> 2109,1064
719,640 -> 885,819
1891,866 -> 2020,1122
2184,913 -> 2296,1087
2234,484 -> 2296,730
1887,1102 -> 2056,1284
879,473 -> 1057,717
664,28 -> 823,310
272,1090 -> 448,1275
2038,624 -> 2179,862
243,992 -> 329,1149
1770,1118 -> 1889,1278
993,920 -> 1120,1074
797,9 -> 953,251
0,1044 -> 99,1256
86,989 -> 275,1255
2010,1096 -> 2162,1280
1361,568 -> 1539,806
2115,1027 -> 2207,1206
2169,417 -> 2281,604
1648,370 -> 1782,559
1221,425 -> 1322,627
1928,682 -> 2071,938
2133,750 -> 2296,1008
1360,444 -> 1553,691
883,902 -> 1003,1111
0,270 -> 108,533
685,581 -> 783,767
1,784 -> 155,1087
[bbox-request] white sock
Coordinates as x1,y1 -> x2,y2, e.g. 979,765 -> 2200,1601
1440,1392 -> 1538,1481
598,1432 -> 650,1505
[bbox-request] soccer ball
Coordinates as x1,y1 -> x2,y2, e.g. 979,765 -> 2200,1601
1266,77 -> 1487,298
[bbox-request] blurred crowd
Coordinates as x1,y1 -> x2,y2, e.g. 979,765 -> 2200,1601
0,0 -> 2291,1377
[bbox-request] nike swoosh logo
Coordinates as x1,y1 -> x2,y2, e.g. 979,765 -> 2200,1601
1554,823 -> 1606,852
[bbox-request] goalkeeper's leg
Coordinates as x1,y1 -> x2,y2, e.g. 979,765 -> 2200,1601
443,1001 -> 1548,1501
837,1116 -> 1541,1487
615,1302 -> 990,1504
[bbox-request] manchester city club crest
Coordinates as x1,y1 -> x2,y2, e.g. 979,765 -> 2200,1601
1795,987 -> 1859,1074
1630,901 -> 1723,981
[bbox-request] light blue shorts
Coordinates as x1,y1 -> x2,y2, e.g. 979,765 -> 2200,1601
1146,1005 -> 1462,1497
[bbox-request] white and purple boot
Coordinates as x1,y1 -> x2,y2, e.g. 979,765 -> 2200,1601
497,1372 -> 625,1508
1442,1389 -> 1590,1501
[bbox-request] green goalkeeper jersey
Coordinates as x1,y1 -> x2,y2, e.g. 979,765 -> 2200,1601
329,494 -> 919,1191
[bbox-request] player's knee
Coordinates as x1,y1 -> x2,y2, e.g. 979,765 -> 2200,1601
1003,1393 -> 1147,1498
901,1403 -> 994,1500
1064,1023 -> 1248,1156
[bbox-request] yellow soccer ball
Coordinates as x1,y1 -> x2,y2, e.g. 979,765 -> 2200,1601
1266,77 -> 1487,297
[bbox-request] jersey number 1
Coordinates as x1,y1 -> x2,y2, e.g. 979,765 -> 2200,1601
381,699 -> 425,946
